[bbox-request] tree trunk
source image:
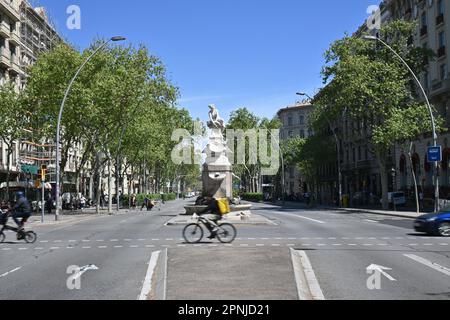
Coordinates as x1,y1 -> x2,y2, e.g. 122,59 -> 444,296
108,158 -> 112,214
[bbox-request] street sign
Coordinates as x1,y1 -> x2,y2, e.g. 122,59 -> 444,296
21,165 -> 39,175
427,146 -> 442,163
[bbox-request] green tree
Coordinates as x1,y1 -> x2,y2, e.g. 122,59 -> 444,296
314,20 -> 441,209
0,84 -> 28,200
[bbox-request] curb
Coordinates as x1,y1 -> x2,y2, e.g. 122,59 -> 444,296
336,208 -> 421,220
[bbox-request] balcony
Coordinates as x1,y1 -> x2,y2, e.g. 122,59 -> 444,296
9,31 -> 20,46
420,25 -> 428,37
436,14 -> 445,26
0,23 -> 9,38
9,56 -> 21,74
438,46 -> 446,58
0,1 -> 20,21
0,48 -> 10,68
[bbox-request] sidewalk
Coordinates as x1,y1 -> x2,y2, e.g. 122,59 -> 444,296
271,200 -> 424,220
27,208 -> 134,226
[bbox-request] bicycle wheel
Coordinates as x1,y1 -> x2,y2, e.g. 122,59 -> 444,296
216,223 -> 237,243
183,223 -> 204,243
0,232 -> 4,243
24,231 -> 37,244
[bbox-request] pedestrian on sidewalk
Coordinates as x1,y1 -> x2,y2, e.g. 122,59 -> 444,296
80,195 -> 86,211
45,196 -> 53,215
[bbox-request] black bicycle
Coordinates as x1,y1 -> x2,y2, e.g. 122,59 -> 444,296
0,210 -> 37,244
182,214 -> 237,244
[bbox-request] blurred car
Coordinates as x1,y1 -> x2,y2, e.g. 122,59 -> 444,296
414,211 -> 450,237
379,192 -> 407,206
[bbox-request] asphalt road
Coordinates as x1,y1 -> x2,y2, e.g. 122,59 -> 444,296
0,199 -> 449,300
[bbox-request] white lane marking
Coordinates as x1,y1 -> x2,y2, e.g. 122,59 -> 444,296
18,248 -> 28,251
152,239 -> 160,241
110,239 -> 118,242
1,248 -> 11,251
50,247 -> 60,250
290,249 -> 325,300
0,267 -> 22,279
82,246 -> 91,249
69,240 -> 77,242
138,250 -> 161,300
40,240 -> 49,243
365,219 -> 379,223
138,239 -> 146,241
130,245 -> 139,248
404,254 -> 450,277
276,212 -> 325,224
114,246 -> 123,248
98,246 -> 107,249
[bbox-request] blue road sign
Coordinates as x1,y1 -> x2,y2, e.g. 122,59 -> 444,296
428,146 -> 442,163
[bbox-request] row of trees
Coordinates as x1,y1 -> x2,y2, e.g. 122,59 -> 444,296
285,20 -> 446,209
0,39 -> 200,207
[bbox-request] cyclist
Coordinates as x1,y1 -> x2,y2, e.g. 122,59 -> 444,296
11,191 -> 32,231
197,197 -> 222,239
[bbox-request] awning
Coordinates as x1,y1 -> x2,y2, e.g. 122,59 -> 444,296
0,181 -> 52,190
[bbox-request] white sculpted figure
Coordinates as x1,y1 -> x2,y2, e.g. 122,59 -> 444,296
207,104 -> 226,132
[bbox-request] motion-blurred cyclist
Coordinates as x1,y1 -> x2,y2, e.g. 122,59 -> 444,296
11,191 -> 32,231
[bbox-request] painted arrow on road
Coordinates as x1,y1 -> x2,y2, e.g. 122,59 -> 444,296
367,264 -> 397,281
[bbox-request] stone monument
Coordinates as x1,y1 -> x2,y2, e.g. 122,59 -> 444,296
183,105 -> 252,216
202,104 -> 233,199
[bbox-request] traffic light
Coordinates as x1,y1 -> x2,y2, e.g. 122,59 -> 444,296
40,165 -> 47,182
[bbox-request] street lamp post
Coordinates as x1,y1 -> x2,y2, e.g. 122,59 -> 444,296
55,36 -> 126,221
391,167 -> 397,212
363,35 -> 440,213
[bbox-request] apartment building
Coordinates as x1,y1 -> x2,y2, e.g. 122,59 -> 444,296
379,0 -> 450,199
0,0 -> 65,198
277,100 -> 315,197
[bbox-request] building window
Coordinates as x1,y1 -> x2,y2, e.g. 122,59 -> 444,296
421,12 -> 427,27
438,31 -> 446,57
438,0 -> 445,16
288,116 -> 293,127
424,71 -> 430,89
288,131 -> 293,138
299,115 -> 304,125
300,130 -> 305,138
441,64 -> 448,80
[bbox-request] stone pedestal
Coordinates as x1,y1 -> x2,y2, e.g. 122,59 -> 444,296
202,164 -> 233,199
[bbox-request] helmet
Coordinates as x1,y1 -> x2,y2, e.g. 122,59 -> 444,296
15,191 -> 25,198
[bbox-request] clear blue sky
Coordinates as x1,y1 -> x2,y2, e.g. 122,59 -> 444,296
35,0 -> 377,122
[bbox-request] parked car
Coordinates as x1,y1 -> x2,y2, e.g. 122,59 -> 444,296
414,211 -> 450,237
380,192 -> 407,206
